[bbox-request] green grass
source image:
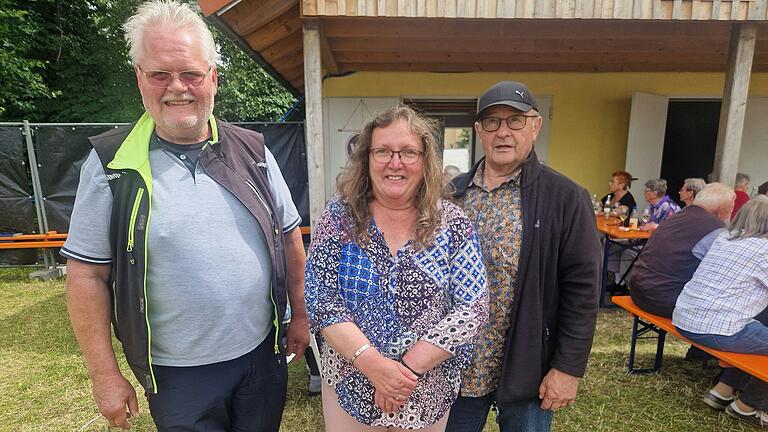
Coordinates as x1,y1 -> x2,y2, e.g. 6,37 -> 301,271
0,267 -> 752,431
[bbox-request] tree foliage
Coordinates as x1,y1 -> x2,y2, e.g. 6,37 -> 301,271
0,0 -> 55,119
213,29 -> 298,122
0,0 -> 297,123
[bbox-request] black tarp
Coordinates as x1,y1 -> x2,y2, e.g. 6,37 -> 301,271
0,127 -> 35,233
35,125 -> 121,233
237,122 -> 309,225
26,122 -> 308,233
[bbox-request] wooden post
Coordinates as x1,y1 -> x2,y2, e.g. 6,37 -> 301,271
303,20 -> 326,231
713,23 -> 756,186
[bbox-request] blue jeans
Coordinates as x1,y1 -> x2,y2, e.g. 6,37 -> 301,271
677,314 -> 768,411
677,320 -> 768,355
446,393 -> 553,432
147,332 -> 287,431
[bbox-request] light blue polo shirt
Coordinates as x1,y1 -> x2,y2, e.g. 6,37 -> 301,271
63,137 -> 300,366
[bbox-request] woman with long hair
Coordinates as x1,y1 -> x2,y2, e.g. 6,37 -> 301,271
305,104 -> 488,431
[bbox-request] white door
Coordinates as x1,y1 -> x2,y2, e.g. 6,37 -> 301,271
625,92 -> 669,206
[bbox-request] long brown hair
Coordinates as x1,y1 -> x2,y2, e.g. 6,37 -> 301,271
336,104 -> 444,248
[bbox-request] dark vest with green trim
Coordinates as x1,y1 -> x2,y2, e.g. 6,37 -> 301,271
89,118 -> 288,393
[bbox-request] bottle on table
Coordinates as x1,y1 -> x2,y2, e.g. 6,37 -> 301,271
628,206 -> 639,229
603,195 -> 612,219
592,194 -> 600,215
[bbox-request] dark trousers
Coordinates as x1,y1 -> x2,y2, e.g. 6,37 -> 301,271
720,368 -> 768,411
147,333 -> 287,432
446,393 -> 553,432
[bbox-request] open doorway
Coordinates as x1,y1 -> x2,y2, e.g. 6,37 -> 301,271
659,100 -> 720,206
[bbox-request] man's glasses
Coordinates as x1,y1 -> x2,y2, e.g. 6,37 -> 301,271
370,148 -> 423,164
479,115 -> 538,132
137,65 -> 212,88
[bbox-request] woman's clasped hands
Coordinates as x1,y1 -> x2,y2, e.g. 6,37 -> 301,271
356,351 -> 418,413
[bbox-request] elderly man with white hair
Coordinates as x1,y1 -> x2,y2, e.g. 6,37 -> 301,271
630,182 -> 735,318
62,1 -> 309,430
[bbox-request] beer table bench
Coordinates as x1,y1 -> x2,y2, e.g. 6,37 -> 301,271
612,295 -> 768,383
0,231 -> 67,250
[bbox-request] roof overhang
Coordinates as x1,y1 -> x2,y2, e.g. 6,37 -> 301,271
199,0 -> 768,95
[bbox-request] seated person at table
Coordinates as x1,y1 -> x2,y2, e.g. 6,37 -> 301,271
673,196 -> 768,429
630,183 -> 734,318
601,170 -> 636,215
679,178 -> 706,207
640,179 -> 681,230
732,172 -> 751,219
758,180 -> 768,197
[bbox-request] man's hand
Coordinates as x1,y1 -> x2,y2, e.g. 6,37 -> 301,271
538,368 -> 580,411
285,315 -> 310,360
92,373 -> 139,429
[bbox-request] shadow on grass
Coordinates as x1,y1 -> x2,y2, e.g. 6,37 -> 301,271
0,290 -> 79,355
0,267 -> 42,283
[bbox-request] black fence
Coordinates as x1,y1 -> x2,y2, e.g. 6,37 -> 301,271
0,121 -> 308,265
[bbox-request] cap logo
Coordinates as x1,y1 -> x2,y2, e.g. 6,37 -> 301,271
515,90 -> 525,98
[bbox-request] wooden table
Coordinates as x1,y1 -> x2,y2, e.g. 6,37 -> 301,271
596,216 -> 651,307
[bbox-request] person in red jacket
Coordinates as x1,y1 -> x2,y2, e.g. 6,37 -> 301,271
732,172 -> 751,218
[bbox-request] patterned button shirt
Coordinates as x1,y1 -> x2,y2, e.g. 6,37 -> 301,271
457,163 -> 523,397
649,195 -> 681,224
305,197 -> 488,429
673,232 -> 768,336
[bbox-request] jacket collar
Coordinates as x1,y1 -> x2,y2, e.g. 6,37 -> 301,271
109,113 -> 219,172
452,150 -> 542,197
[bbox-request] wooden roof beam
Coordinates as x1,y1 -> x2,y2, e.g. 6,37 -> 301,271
319,22 -> 339,74
227,0 -> 297,36
242,6 -> 301,52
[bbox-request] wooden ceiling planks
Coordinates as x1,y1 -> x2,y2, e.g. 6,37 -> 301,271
300,0 -> 764,20
198,0 -> 768,94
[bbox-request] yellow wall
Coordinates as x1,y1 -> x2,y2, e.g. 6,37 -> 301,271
322,72 -> 768,195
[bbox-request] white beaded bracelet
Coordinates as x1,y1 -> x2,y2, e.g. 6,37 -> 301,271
350,343 -> 372,366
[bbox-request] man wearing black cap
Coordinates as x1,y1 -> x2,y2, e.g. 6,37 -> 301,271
447,81 -> 601,431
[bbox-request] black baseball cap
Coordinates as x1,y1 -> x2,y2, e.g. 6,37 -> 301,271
476,81 -> 539,119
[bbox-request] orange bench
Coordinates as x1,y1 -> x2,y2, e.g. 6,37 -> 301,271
612,295 -> 768,383
0,231 -> 67,250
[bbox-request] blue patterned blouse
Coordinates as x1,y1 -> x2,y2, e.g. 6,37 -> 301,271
305,197 -> 488,428
649,195 -> 681,224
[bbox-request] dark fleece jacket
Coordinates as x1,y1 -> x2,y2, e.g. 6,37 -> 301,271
451,151 -> 601,405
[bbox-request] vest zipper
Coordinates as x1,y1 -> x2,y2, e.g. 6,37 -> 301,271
244,179 -> 279,236
111,280 -> 119,327
125,188 -> 144,264
126,188 -> 145,264
244,178 -> 281,353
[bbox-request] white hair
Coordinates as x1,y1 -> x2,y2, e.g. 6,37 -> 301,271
123,0 -> 217,66
683,178 -> 706,196
693,182 -> 735,212
729,195 -> 768,240
736,172 -> 750,186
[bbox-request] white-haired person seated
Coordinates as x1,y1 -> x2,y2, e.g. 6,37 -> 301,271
640,179 -> 681,231
672,196 -> 768,429
679,178 -> 706,207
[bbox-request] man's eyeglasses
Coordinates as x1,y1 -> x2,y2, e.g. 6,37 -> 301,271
479,115 -> 538,132
137,65 -> 212,88
370,148 -> 423,164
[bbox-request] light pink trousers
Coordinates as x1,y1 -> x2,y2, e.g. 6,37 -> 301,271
321,383 -> 449,432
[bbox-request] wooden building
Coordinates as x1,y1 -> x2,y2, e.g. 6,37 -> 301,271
198,0 -> 768,225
